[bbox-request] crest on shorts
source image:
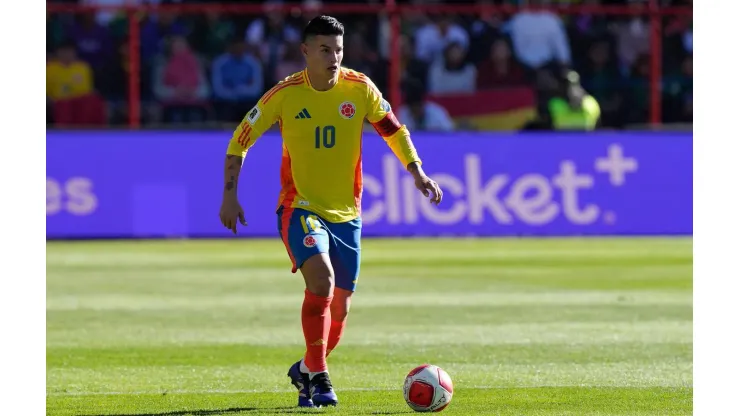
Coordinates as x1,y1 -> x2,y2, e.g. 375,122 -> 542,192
303,235 -> 317,248
339,101 -> 356,119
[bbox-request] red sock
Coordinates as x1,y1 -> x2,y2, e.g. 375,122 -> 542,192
302,289 -> 332,373
326,320 -> 346,357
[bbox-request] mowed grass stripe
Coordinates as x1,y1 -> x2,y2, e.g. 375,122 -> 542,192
45,237 -> 691,255
46,264 -> 690,282
48,343 -> 691,368
47,385 -> 691,396
46,238 -> 691,266
47,320 -> 691,347
47,255 -> 690,269
47,302 -> 691,330
47,360 -> 691,394
47,265 -> 691,295
46,291 -> 691,311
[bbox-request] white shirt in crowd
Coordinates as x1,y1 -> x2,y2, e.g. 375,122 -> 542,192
504,11 -> 571,68
398,102 -> 455,132
427,61 -> 477,95
414,23 -> 470,63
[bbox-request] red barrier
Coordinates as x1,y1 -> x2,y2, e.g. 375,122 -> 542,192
46,1 -> 692,128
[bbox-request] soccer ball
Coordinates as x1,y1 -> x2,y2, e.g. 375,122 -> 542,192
403,364 -> 454,412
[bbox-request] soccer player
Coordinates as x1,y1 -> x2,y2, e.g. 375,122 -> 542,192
219,15 -> 443,408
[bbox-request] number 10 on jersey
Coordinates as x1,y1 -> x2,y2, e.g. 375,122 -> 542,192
315,125 -> 336,149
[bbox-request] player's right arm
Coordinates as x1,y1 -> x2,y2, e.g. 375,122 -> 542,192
220,89 -> 281,234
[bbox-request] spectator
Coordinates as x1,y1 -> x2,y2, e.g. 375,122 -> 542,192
611,0 -> 650,73
140,11 -> 191,67
414,15 -> 469,64
47,43 -> 94,101
191,11 -> 237,60
525,68 -> 600,131
399,35 -> 429,92
468,0 -> 505,64
211,38 -> 264,123
476,38 -> 526,89
68,14 -> 113,83
547,70 -> 601,131
46,42 -> 106,126
153,36 -> 210,124
275,41 -> 305,81
428,42 -> 477,95
398,80 -> 455,132
504,1 -> 571,71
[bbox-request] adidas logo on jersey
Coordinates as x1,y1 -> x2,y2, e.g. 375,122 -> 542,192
295,108 -> 312,119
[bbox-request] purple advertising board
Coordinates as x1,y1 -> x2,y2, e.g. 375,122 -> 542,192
46,131 -> 692,238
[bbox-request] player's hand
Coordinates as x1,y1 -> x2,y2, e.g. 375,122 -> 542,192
219,197 -> 248,234
414,174 -> 443,205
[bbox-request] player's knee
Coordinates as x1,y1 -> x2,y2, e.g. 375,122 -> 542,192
331,288 -> 353,322
300,253 -> 335,297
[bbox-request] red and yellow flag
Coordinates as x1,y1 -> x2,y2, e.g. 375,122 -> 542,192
427,87 -> 536,131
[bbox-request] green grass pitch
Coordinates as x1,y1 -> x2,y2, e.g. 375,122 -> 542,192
46,237 -> 693,415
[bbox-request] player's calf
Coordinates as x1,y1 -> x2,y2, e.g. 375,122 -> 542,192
326,288 -> 352,357
299,254 -> 334,375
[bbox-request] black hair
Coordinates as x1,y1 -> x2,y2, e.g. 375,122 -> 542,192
302,15 -> 345,43
557,69 -> 586,109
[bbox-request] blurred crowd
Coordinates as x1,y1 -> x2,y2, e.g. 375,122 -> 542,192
46,0 -> 693,130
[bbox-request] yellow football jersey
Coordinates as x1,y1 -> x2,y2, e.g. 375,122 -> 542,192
226,67 -> 422,223
46,60 -> 94,100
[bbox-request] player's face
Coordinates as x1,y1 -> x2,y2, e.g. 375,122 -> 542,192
303,35 -> 344,78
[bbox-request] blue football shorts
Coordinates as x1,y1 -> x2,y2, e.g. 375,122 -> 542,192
276,206 -> 361,292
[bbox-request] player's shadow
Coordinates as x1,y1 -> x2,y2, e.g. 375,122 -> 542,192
80,407 -> 416,416
79,406 -> 416,416
78,406 -> 316,416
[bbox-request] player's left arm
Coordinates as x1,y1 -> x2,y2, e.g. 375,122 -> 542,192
365,82 -> 443,205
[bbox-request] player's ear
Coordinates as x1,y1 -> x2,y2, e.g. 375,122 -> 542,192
300,43 -> 308,57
